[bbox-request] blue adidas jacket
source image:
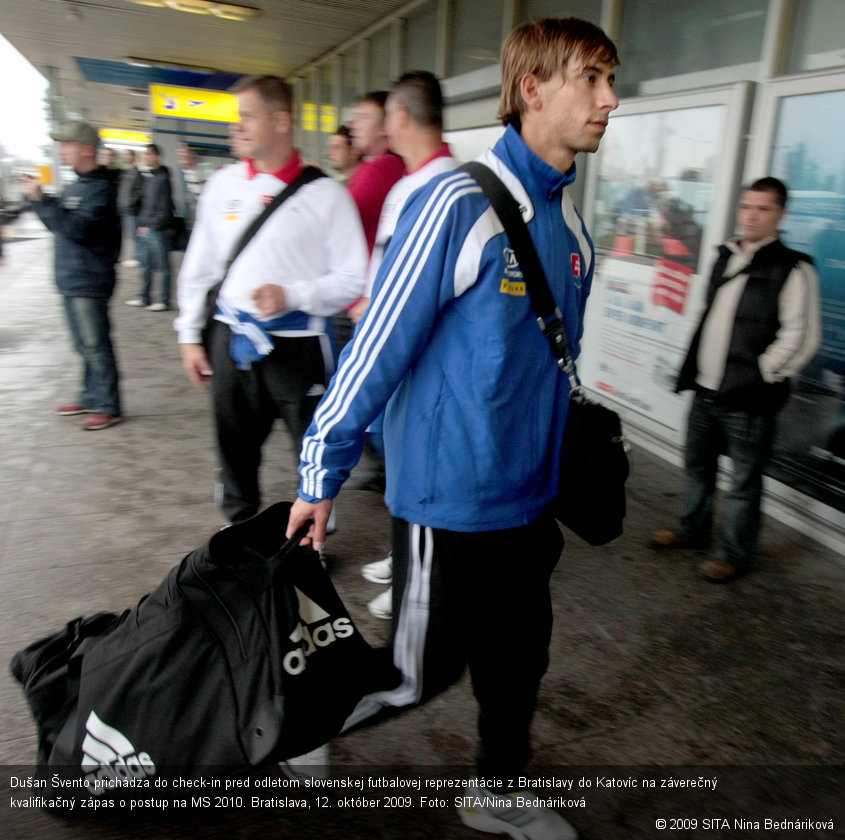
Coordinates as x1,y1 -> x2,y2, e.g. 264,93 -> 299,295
299,126 -> 595,532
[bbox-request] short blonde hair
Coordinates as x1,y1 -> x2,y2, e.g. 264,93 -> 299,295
498,18 -> 618,130
230,75 -> 293,114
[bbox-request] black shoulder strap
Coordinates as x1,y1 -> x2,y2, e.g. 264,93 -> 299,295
224,165 -> 324,275
460,161 -> 576,381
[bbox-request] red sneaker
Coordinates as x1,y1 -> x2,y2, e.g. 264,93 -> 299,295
57,403 -> 92,416
82,414 -> 122,430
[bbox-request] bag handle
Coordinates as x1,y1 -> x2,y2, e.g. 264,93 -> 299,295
460,161 -> 581,395
268,520 -> 315,575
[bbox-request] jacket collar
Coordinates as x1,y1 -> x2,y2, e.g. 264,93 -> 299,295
493,124 -> 577,201
726,235 -> 778,258
245,152 -> 304,183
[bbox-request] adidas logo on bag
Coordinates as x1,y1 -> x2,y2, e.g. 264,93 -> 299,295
81,710 -> 156,794
283,588 -> 354,675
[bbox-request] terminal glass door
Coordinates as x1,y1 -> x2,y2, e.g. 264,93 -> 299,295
764,87 -> 845,511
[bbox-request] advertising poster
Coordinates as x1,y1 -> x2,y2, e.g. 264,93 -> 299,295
579,104 -> 726,433
579,257 -> 695,432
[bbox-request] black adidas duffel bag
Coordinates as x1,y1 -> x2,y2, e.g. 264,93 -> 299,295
11,501 -> 393,799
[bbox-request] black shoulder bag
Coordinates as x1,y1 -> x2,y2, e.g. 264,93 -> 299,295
461,161 -> 629,545
200,165 -> 325,348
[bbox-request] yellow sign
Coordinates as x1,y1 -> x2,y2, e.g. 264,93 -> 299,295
150,85 -> 239,123
100,129 -> 152,144
320,105 -> 337,134
302,103 -> 317,132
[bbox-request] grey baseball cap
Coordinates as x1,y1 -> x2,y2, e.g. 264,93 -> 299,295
50,120 -> 100,147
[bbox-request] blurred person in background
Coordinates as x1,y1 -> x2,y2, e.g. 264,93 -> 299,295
117,149 -> 142,267
23,121 -> 123,430
127,144 -> 175,311
347,91 -> 406,254
97,147 -> 120,183
327,125 -> 361,184
175,75 -> 367,527
177,141 -> 205,232
352,70 -> 460,621
651,177 -> 821,583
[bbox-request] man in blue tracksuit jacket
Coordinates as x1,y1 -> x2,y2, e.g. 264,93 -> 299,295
289,18 -> 618,839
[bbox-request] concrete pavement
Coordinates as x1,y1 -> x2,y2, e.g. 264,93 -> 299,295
0,224 -> 842,839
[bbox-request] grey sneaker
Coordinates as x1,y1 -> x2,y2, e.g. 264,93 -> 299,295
279,743 -> 329,781
361,552 -> 392,584
457,784 -> 578,840
125,298 -> 146,307
147,302 -> 170,311
366,587 -> 392,620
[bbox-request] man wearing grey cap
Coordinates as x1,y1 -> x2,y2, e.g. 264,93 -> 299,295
22,120 -> 123,430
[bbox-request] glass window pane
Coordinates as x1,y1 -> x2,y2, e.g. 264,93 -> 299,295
517,0 -> 601,24
319,60 -> 335,112
317,61 -> 337,168
367,25 -> 393,92
617,0 -> 768,98
449,0 -> 505,77
405,0 -> 438,74
786,0 -> 845,73
764,88 -> 845,511
298,70 -> 319,162
342,44 -> 363,110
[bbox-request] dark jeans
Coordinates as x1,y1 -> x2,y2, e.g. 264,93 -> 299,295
121,214 -> 138,261
137,229 -> 172,306
62,295 -> 121,416
678,392 -> 776,570
208,319 -> 327,523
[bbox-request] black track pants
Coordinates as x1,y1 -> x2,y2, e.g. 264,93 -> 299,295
208,319 -> 330,523
344,514 -> 564,781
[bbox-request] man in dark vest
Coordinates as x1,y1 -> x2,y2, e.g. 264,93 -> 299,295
651,177 -> 820,582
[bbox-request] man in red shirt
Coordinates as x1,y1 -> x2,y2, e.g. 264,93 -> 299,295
347,91 -> 406,254
332,92 -> 407,359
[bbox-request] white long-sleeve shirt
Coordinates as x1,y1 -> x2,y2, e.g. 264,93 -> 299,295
175,159 -> 367,344
364,147 -> 460,296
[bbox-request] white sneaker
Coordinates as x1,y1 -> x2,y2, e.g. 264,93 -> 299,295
361,552 -> 392,584
122,259 -> 140,267
457,784 -> 578,840
146,302 -> 170,311
279,743 -> 329,780
367,587 -> 392,620
125,299 -> 146,307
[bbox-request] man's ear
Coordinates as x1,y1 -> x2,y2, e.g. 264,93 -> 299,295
396,104 -> 412,130
275,110 -> 292,135
519,73 -> 544,111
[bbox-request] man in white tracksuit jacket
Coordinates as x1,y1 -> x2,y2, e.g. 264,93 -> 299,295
176,75 -> 366,524
288,19 -> 619,840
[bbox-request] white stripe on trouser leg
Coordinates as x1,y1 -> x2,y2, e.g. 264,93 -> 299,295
341,523 -> 433,731
317,331 -> 335,379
